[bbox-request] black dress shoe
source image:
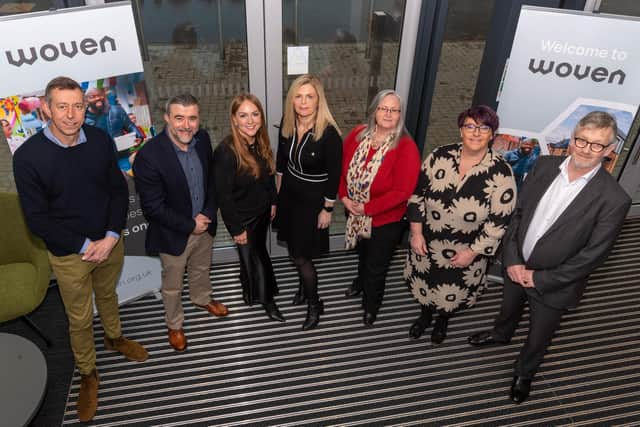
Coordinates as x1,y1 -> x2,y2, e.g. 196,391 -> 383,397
409,311 -> 433,340
363,311 -> 377,327
302,300 -> 324,331
509,376 -> 532,404
344,284 -> 363,298
468,331 -> 507,346
430,316 -> 449,345
263,301 -> 285,322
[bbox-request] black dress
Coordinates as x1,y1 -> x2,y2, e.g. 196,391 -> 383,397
274,125 -> 342,258
213,136 -> 278,305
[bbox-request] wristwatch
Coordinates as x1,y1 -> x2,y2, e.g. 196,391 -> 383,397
322,206 -> 334,212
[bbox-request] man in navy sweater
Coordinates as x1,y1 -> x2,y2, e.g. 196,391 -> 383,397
13,76 -> 148,422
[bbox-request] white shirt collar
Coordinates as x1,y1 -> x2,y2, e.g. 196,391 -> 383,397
558,156 -> 601,184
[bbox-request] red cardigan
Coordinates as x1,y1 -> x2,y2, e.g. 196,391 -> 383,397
338,125 -> 421,227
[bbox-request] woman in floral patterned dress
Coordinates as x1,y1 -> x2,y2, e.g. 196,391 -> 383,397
404,105 -> 516,345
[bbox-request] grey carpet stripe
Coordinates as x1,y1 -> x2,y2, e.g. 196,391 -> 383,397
62,218 -> 640,426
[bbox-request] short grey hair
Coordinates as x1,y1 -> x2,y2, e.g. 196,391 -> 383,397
165,93 -> 199,115
573,111 -> 618,145
358,89 -> 409,149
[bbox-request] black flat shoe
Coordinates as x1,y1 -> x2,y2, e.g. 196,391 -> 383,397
409,311 -> 433,340
263,301 -> 285,322
363,311 -> 377,328
430,316 -> 449,345
509,376 -> 532,404
302,300 -> 324,331
468,331 -> 507,346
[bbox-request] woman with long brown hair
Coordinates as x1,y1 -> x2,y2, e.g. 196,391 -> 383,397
213,94 -> 284,322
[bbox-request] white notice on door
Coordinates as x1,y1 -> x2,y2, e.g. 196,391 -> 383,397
287,46 -> 309,75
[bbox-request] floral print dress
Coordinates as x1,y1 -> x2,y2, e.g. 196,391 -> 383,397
404,143 -> 516,314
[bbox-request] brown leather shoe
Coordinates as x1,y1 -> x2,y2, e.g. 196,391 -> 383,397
104,335 -> 149,362
77,369 -> 99,422
195,300 -> 229,317
168,328 -> 187,351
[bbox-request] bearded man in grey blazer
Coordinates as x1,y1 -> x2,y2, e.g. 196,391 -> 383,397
468,111 -> 631,404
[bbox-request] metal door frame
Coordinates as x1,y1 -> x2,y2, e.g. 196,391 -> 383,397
252,0 -> 423,255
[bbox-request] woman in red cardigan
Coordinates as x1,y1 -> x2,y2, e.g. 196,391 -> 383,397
339,89 -> 421,327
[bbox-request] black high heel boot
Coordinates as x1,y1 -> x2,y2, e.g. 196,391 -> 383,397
292,281 -> 307,305
263,300 -> 286,322
409,305 -> 433,339
302,299 -> 324,331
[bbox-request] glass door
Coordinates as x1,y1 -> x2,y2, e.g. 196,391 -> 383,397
132,0 -> 422,259
263,0 -> 422,255
135,0 -> 251,262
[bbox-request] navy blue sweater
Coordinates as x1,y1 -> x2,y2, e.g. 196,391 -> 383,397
13,125 -> 128,256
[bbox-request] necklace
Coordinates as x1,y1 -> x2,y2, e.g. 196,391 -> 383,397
372,131 -> 393,149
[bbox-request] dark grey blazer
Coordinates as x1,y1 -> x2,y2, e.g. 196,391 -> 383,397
502,155 -> 631,310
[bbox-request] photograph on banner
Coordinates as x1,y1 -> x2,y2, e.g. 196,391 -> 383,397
493,132 -> 542,190
0,2 -> 161,306
496,6 -> 640,179
1,72 -> 154,175
1,95 -> 47,154
541,98 -> 634,173
82,72 -> 155,175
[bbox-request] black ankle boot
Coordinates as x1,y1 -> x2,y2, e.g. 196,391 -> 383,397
344,278 -> 363,297
263,300 -> 285,322
431,315 -> 450,345
292,283 -> 306,305
302,300 -> 324,331
409,306 -> 433,339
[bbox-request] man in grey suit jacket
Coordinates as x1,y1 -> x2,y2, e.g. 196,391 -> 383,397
468,111 -> 631,404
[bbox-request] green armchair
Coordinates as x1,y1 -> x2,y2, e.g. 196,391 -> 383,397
0,192 -> 52,345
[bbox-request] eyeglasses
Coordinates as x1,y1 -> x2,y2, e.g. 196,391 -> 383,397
573,136 -> 612,153
377,106 -> 401,115
461,124 -> 492,134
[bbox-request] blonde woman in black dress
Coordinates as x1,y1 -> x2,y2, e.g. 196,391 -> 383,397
275,74 -> 342,330
214,94 -> 284,322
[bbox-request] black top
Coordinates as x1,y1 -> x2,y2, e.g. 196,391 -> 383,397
213,135 -> 277,236
13,125 -> 128,256
276,124 -> 342,201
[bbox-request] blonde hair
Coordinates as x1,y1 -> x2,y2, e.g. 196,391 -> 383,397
281,74 -> 341,140
228,94 -> 275,178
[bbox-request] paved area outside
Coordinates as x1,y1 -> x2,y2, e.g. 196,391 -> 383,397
424,40 -> 486,156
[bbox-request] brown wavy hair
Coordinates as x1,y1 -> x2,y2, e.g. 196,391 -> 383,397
228,94 -> 275,177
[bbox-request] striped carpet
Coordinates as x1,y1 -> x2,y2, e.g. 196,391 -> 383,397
63,218 -> 640,426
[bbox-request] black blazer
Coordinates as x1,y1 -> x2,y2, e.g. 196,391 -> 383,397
133,129 -> 217,256
502,156 -> 631,310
